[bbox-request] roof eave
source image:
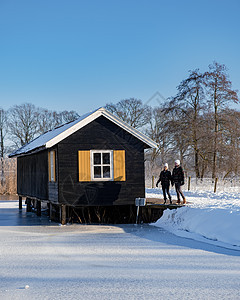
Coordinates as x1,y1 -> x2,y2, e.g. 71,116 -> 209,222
8,145 -> 47,158
101,110 -> 158,149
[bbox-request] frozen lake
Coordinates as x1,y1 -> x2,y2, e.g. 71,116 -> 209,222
0,201 -> 240,299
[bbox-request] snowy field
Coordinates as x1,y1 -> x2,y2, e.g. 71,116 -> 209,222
147,188 -> 240,250
1,200 -> 240,300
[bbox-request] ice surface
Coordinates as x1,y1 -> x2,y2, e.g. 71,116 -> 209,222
0,200 -> 240,300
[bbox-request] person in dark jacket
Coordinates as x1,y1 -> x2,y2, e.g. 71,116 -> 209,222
172,160 -> 186,204
156,163 -> 172,204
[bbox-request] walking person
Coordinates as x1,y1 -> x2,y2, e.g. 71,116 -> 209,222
172,160 -> 186,204
156,163 -> 172,204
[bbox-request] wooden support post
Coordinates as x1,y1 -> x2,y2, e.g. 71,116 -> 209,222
152,175 -> 155,188
61,205 -> 67,225
147,208 -> 152,223
49,203 -> 53,221
136,205 -> 140,224
188,176 -> 191,191
19,196 -> 22,210
36,200 -> 41,216
47,203 -> 50,216
26,198 -> 32,212
214,177 -> 218,193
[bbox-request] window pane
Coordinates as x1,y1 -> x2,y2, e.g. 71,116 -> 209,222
94,166 -> 101,178
94,153 -> 101,165
50,151 -> 55,182
103,153 -> 110,164
103,166 -> 110,178
50,152 -> 54,180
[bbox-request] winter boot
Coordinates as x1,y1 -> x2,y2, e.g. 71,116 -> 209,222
183,198 -> 186,205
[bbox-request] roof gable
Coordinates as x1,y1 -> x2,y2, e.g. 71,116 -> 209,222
9,107 -> 158,157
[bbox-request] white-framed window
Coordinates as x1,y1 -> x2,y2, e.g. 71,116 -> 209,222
49,150 -> 56,182
90,150 -> 113,181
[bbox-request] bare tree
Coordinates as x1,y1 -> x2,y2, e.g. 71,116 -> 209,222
8,104 -> 80,144
165,105 -> 191,168
170,69 -> 206,177
60,110 -> 79,123
145,106 -> 172,173
38,108 -> 56,134
8,103 -> 39,147
105,98 -> 151,129
0,108 -> 7,158
218,108 -> 240,178
38,108 -> 79,134
0,108 -> 8,186
205,62 -> 239,178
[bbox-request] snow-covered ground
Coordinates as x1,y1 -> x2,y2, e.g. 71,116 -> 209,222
147,188 -> 240,250
0,200 -> 240,299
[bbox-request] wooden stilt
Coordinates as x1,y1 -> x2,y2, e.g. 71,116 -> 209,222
19,196 -> 22,210
136,205 -> 140,224
49,203 -> 53,221
26,198 -> 32,212
36,200 -> 41,216
47,203 -> 50,216
61,205 -> 67,225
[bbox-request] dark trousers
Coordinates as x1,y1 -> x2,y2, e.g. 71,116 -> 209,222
162,184 -> 171,201
174,182 -> 185,201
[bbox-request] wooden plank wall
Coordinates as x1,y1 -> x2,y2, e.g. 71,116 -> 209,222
58,116 -> 146,206
17,150 -> 49,199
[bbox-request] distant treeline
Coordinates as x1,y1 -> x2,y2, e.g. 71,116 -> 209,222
0,61 -> 239,183
106,62 -> 240,179
0,104 -> 79,155
0,105 -> 80,194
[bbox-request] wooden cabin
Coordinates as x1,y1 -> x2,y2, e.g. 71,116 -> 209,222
9,107 -> 157,224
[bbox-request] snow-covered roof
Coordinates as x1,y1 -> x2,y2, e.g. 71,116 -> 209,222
9,107 -> 158,157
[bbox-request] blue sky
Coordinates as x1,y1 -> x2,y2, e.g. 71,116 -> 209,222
0,0 -> 239,114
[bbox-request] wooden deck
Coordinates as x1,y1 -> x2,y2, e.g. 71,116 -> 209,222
137,197 -> 187,223
146,198 -> 185,208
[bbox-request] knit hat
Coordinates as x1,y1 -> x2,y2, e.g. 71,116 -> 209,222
175,159 -> 180,165
164,163 -> 168,168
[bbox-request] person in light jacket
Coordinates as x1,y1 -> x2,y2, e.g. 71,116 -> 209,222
172,160 -> 186,204
156,163 -> 172,204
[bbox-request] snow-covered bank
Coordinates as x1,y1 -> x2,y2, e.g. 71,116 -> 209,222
147,188 -> 240,250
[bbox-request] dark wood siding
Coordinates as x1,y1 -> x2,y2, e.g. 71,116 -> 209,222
17,150 -> 49,199
58,116 -> 145,206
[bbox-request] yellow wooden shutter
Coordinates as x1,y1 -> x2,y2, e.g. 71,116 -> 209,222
78,151 -> 91,181
113,150 -> 126,181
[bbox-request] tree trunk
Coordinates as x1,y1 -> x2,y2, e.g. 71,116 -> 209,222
193,105 -> 200,178
212,84 -> 218,179
0,128 -> 3,158
0,157 -> 4,187
195,148 -> 200,178
212,119 -> 218,179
